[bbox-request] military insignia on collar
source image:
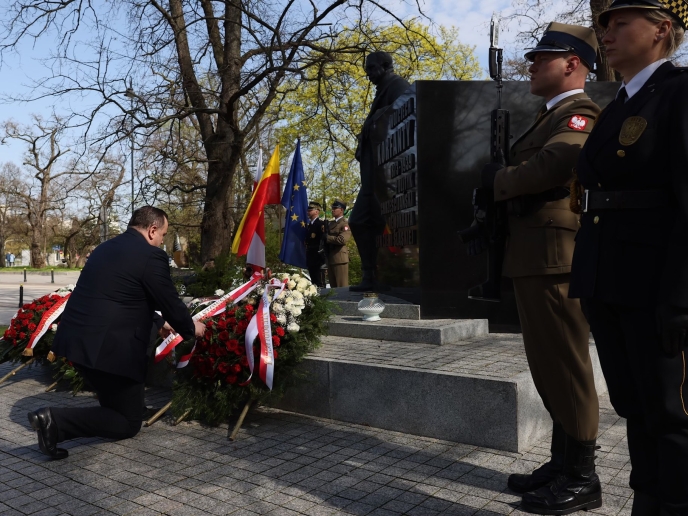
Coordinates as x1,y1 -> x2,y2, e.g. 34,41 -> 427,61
568,115 -> 589,131
619,117 -> 648,146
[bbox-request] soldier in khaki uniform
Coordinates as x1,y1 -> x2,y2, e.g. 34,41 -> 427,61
325,200 -> 351,287
480,24 -> 602,514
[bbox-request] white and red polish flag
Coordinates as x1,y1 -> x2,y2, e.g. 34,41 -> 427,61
246,147 -> 266,271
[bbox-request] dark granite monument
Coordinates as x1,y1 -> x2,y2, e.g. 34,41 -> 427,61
370,80 -> 620,326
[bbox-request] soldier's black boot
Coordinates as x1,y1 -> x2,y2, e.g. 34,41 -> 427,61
508,424 -> 565,493
520,435 -> 602,515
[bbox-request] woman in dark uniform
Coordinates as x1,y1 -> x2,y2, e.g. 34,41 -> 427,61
567,2 -> 688,515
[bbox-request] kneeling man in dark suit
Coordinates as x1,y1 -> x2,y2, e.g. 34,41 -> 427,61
28,206 -> 205,459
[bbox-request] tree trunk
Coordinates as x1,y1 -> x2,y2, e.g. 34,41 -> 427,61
200,140 -> 241,262
590,0 -> 621,81
30,237 -> 45,268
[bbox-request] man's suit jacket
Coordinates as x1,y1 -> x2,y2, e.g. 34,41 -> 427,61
494,92 -> 601,278
326,218 -> 351,265
305,218 -> 325,266
52,228 -> 195,382
570,63 -> 688,308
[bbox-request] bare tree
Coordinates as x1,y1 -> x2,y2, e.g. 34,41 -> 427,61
506,0 -> 621,81
0,116 -> 73,267
0,0 -> 426,262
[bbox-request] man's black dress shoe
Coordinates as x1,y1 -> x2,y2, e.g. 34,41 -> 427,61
27,408 -> 68,460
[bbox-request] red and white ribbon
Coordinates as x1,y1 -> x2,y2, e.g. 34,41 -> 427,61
243,278 -> 286,390
154,272 -> 262,363
23,294 -> 71,356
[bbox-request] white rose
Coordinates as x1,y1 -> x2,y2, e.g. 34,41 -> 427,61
247,297 -> 257,306
287,322 -> 300,332
306,285 -> 318,297
291,307 -> 302,317
277,314 -> 287,325
287,280 -> 296,290
278,272 -> 289,280
292,290 -> 303,299
51,324 -> 58,332
272,302 -> 285,313
296,279 -> 309,292
291,273 -> 301,280
214,289 -> 225,296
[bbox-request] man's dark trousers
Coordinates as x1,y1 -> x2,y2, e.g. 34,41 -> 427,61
51,367 -> 144,442
582,298 -> 688,514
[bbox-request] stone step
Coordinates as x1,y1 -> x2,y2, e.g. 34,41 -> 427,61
326,315 -> 488,345
277,334 -> 608,452
333,300 -> 421,320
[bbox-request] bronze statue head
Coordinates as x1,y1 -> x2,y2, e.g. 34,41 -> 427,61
364,51 -> 394,85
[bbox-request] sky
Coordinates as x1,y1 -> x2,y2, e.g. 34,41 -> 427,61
0,0 -> 524,167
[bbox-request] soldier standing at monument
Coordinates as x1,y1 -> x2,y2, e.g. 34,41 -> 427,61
479,24 -> 602,514
305,201 -> 326,287
349,51 -> 410,292
569,2 -> 688,514
325,200 -> 351,288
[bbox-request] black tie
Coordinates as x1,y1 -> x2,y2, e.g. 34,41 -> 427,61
616,87 -> 628,106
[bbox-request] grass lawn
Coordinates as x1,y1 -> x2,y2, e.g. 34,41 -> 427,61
0,325 -> 7,335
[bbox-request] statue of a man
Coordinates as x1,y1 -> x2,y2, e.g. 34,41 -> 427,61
349,51 -> 410,292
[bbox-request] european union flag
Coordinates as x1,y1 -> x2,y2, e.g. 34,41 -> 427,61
279,140 -> 308,268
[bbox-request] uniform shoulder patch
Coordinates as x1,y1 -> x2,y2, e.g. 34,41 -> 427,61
568,115 -> 589,131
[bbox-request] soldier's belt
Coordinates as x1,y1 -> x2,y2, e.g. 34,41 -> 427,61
582,189 -> 669,212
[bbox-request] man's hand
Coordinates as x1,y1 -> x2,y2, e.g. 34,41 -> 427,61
481,162 -> 503,189
158,321 -> 175,339
194,320 -> 207,338
656,304 -> 688,357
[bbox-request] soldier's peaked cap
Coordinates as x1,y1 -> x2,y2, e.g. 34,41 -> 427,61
308,201 -> 322,210
331,200 -> 346,210
524,22 -> 599,69
598,0 -> 688,29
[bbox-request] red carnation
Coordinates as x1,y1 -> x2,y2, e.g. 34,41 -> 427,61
272,336 -> 281,347
270,313 -> 277,323
205,320 -> 214,328
204,330 -> 213,341
232,363 -> 242,374
275,326 -> 285,337
28,323 -> 37,332
245,304 -> 254,313
215,346 -> 228,357
273,349 -> 279,360
218,331 -> 229,342
227,317 -> 236,325
217,319 -> 228,330
237,320 -> 248,333
19,332 -> 26,339
218,362 -> 231,374
226,375 -> 238,384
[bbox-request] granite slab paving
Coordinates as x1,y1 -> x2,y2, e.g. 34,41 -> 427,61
0,361 -> 632,516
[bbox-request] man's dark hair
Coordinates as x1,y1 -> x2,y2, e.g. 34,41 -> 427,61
366,51 -> 394,71
128,206 -> 168,229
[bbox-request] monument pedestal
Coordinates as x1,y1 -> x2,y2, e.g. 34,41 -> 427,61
278,298 -> 607,452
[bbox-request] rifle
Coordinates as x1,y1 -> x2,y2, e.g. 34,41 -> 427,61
457,14 -> 509,302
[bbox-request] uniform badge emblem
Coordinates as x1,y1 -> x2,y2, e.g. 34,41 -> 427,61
568,115 -> 588,130
344,226 -> 349,231
619,116 -> 647,146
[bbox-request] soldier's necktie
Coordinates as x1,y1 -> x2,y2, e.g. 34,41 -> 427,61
535,105 -> 548,123
616,87 -> 628,106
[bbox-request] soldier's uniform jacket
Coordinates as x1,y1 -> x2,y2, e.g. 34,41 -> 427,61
326,217 -> 351,265
305,218 -> 325,252
570,62 -> 688,308
495,92 -> 601,278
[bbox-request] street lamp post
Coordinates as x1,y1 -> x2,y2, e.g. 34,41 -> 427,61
125,83 -> 136,219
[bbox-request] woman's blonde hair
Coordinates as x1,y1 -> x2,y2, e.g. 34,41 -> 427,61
644,10 -> 685,57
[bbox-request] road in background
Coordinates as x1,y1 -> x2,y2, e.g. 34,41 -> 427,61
0,271 -> 81,324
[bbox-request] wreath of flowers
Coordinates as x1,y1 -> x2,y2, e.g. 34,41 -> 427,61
0,285 -> 74,364
170,272 -> 332,425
